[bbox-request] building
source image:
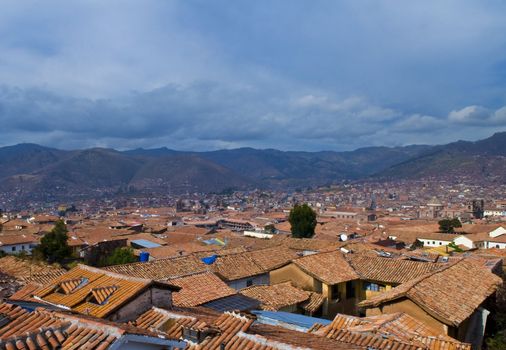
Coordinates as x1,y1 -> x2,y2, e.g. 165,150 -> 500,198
0,234 -> 38,255
15,264 -> 180,322
358,259 -> 502,349
270,250 -> 361,318
0,302 -> 185,349
239,282 -> 324,315
310,312 -> 471,350
416,233 -> 455,248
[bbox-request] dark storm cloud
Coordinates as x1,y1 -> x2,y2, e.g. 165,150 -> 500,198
0,1 -> 506,150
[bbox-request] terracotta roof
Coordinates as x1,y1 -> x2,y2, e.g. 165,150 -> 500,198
310,312 -> 471,350
416,233 -> 460,241
0,256 -> 66,284
169,272 -> 236,307
0,233 -> 38,246
301,292 -> 325,313
206,246 -> 297,281
248,323 -> 362,350
29,265 -> 176,319
210,253 -> 265,281
134,308 -> 361,349
144,243 -> 214,259
244,246 -> 299,271
293,250 -> 360,285
346,253 -> 444,284
272,236 -> 341,252
132,307 -> 220,338
103,254 -> 208,280
0,302 -> 177,349
193,312 -> 254,350
239,282 -> 312,311
359,259 -> 502,326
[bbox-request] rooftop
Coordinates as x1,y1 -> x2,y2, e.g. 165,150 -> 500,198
359,259 -> 502,326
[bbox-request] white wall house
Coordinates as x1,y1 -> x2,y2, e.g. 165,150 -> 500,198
483,241 -> 506,249
484,209 -> 506,217
489,227 -> 506,238
417,237 -> 453,247
453,235 -> 476,249
0,235 -> 38,255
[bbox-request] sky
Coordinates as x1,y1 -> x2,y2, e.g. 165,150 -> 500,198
1,0 -> 506,151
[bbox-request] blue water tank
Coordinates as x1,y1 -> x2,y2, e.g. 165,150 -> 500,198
139,251 -> 150,262
201,254 -> 218,265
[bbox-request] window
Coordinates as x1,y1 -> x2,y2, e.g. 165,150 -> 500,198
439,242 -> 442,245
56,277 -> 89,294
331,285 -> 340,300
87,286 -> 118,305
364,282 -> 386,292
246,279 -> 253,287
432,241 -> 435,245
21,245 -> 25,250
11,247 -> 16,252
346,281 -> 355,298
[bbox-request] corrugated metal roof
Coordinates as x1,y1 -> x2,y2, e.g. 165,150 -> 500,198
130,239 -> 162,248
252,310 -> 331,331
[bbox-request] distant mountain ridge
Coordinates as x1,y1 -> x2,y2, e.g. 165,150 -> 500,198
0,132 -> 505,199
374,132 -> 506,182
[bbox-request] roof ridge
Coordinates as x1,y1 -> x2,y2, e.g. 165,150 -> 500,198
150,306 -> 197,320
79,264 -> 153,284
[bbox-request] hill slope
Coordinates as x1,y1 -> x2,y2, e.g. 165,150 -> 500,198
0,131 -> 504,200
375,132 -> 506,182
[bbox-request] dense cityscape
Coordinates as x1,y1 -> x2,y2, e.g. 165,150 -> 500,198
1,1 -> 506,349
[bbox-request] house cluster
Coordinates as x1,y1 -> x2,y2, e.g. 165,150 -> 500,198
414,226 -> 506,250
0,234 -> 501,350
2,191 -> 506,349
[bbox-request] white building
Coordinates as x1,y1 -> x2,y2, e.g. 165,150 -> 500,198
0,234 -> 38,255
417,233 -> 454,247
484,208 -> 506,217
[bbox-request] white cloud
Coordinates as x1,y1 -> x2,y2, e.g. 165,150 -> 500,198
448,105 -> 506,126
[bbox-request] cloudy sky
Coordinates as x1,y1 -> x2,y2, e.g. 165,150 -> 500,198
1,0 -> 506,151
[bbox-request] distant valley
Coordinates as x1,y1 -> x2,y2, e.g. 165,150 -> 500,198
0,132 -> 505,200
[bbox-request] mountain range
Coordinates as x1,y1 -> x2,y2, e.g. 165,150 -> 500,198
0,132 -> 505,199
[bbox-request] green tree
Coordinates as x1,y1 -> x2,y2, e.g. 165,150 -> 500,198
104,247 -> 137,266
35,220 -> 71,264
447,242 -> 464,253
438,218 -> 462,233
289,203 -> 317,238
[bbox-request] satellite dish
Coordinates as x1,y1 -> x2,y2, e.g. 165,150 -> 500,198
340,233 -> 348,241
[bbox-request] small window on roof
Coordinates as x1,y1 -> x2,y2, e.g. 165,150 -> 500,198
55,277 -> 89,294
87,286 -> 118,305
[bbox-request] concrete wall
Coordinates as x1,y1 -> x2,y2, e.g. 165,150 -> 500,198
419,239 -> 451,247
486,241 -> 506,249
0,243 -> 36,255
453,236 -> 475,249
109,287 -> 172,323
270,264 -> 315,291
151,287 -> 173,309
364,298 -> 449,335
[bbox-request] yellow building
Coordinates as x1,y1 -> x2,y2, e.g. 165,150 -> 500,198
358,259 -> 502,349
271,250 -> 453,319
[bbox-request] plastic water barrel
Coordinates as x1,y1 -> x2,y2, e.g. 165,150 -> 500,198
139,251 -> 150,262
